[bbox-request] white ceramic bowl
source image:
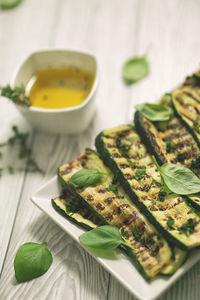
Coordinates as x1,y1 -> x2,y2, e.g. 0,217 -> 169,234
10,49 -> 98,134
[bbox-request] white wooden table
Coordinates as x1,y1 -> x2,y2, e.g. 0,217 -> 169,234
0,0 -> 200,299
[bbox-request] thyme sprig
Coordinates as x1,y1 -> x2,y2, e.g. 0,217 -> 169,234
1,85 -> 31,107
0,125 -> 43,175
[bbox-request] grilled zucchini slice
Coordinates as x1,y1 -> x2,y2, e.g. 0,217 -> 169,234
161,247 -> 188,275
58,149 -> 171,280
52,190 -> 104,230
172,83 -> 200,148
134,110 -> 200,211
95,125 -> 200,250
53,190 -> 187,276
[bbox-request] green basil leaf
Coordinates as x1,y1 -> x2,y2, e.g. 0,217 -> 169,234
123,56 -> 149,84
152,156 -> 200,195
79,225 -> 131,250
0,0 -> 22,9
14,242 -> 53,282
135,103 -> 172,121
68,169 -> 103,187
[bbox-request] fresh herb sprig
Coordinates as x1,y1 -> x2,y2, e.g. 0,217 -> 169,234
14,242 -> 52,282
1,85 -> 31,107
178,219 -> 195,236
123,56 -> 149,84
135,103 -> 172,122
135,166 -> 146,181
0,126 -> 43,175
152,156 -> 200,195
69,169 -> 104,188
79,225 -> 133,251
116,137 -> 130,152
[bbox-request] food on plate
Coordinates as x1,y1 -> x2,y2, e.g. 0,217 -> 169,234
28,68 -> 94,109
95,125 -> 200,250
57,149 -> 172,280
52,69 -> 200,280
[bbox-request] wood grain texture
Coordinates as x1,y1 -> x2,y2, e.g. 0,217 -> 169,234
0,0 -> 200,299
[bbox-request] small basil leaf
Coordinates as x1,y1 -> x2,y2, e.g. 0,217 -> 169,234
79,225 -> 132,250
152,156 -> 200,195
123,56 -> 149,84
68,169 -> 103,187
0,0 -> 22,10
14,242 -> 52,282
136,103 -> 172,122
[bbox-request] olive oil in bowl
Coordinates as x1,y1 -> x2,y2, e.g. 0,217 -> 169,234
28,68 -> 94,109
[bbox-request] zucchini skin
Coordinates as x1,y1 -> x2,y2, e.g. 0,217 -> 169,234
134,111 -> 165,166
52,198 -> 96,231
134,110 -> 200,211
57,171 -> 150,281
57,149 -> 172,280
172,84 -> 200,149
95,127 -> 200,251
160,247 -> 188,276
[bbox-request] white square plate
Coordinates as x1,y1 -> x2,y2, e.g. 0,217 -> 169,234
31,176 -> 200,300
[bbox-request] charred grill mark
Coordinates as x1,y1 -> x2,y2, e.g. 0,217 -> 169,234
104,197 -> 115,204
125,173 -> 135,180
123,214 -> 137,225
156,198 -> 184,211
194,106 -> 200,114
119,163 -> 130,169
181,112 -> 196,123
111,153 -> 121,158
106,214 -> 113,221
60,168 -> 70,175
118,129 -> 131,137
106,143 -> 116,149
96,203 -> 104,211
164,131 -> 189,141
86,195 -> 93,202
103,134 -> 116,139
97,188 -> 110,193
117,204 -> 129,214
166,123 -> 180,130
173,139 -> 193,149
133,185 -> 151,192
184,91 -> 200,104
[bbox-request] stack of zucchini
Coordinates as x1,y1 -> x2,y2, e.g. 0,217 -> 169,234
52,69 -> 200,281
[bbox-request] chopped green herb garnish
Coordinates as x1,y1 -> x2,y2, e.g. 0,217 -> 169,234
166,141 -> 175,153
109,184 -> 118,195
193,121 -> 200,133
116,137 -> 130,151
167,217 -> 174,229
121,228 -> 129,238
151,243 -> 158,252
177,153 -> 186,162
158,187 -> 167,202
135,166 -> 146,181
191,155 -> 200,169
1,85 -> 31,107
151,178 -> 162,187
157,233 -> 162,240
133,225 -> 141,241
141,236 -> 151,245
66,200 -> 76,212
151,201 -> 156,205
178,218 -> 195,236
81,160 -> 86,166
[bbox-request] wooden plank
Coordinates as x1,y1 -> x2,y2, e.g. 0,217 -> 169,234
0,0 -> 60,274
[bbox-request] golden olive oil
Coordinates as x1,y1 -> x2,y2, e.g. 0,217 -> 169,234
28,68 -> 94,109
